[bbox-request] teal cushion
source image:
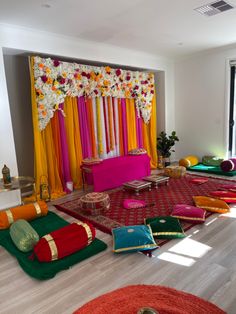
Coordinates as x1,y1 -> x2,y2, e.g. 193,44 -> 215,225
144,216 -> 185,239
10,219 -> 39,252
112,225 -> 158,253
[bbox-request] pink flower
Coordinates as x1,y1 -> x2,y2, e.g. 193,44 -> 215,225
53,60 -> 60,67
116,69 -> 121,76
41,75 -> 47,83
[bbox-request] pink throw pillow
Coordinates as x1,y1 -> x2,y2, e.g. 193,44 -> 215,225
209,190 -> 236,203
171,204 -> 206,224
123,199 -> 147,209
219,183 -> 236,192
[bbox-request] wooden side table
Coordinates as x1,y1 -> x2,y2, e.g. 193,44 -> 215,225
123,180 -> 152,195
143,175 -> 169,189
0,176 -> 35,204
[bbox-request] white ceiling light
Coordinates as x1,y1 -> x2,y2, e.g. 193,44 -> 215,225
195,0 -> 234,17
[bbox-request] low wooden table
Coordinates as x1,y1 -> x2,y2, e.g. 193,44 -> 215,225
143,175 -> 169,189
123,180 -> 152,195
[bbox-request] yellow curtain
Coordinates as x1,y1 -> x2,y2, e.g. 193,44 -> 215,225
30,57 -> 65,199
126,98 -> 137,151
142,94 -> 157,168
64,97 -> 83,189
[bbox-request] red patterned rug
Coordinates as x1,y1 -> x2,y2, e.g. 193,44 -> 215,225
55,174 -> 233,239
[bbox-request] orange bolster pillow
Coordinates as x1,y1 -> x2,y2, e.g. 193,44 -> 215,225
0,201 -> 48,229
33,221 -> 96,262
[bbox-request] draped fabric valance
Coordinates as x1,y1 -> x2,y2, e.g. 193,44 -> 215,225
33,56 -> 155,130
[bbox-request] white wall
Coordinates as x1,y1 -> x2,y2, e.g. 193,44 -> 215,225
175,46 -> 236,161
0,24 -> 175,209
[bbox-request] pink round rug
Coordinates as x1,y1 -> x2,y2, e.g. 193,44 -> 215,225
73,284 -> 225,314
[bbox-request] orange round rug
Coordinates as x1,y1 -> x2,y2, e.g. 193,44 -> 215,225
74,285 -> 225,314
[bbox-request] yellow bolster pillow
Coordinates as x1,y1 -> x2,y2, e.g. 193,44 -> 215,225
0,201 -> 48,229
179,156 -> 199,168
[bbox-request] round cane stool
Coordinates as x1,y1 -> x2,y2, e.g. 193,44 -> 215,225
79,192 -> 110,215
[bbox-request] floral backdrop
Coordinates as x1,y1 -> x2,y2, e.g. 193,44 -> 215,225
33,56 -> 155,130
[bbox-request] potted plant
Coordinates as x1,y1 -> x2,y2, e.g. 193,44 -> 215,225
157,131 -> 179,167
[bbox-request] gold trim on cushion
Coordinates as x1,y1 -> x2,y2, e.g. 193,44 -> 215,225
199,206 -> 229,213
6,209 -> 14,225
76,221 -> 93,244
113,243 -> 157,253
152,231 -> 185,236
33,202 -> 42,217
43,234 -> 58,261
171,215 -> 205,221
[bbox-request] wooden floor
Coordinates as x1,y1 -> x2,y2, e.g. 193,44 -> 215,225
1,173 -> 236,313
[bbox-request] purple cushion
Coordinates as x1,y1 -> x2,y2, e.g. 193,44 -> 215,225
220,158 -> 236,172
171,204 -> 206,224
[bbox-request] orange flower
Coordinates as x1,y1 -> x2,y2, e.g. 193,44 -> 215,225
105,66 -> 111,74
39,104 -> 44,110
39,63 -> 44,68
62,72 -> 67,78
52,86 -> 57,91
45,67 -> 51,74
42,110 -> 47,117
103,80 -> 110,86
90,72 -> 96,80
47,77 -> 53,84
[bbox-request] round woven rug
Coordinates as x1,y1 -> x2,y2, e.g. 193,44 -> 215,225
74,285 -> 225,314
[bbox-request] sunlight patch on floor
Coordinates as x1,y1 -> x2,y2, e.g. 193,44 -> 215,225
158,252 -> 195,266
168,237 -> 212,258
221,206 -> 236,218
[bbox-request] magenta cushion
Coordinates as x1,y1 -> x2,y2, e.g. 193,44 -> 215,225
210,190 -> 236,198
123,199 -> 147,209
209,190 -> 236,203
171,204 -> 206,224
220,158 -> 236,172
219,183 -> 236,192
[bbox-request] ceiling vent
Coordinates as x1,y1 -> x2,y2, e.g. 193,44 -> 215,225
195,0 -> 234,16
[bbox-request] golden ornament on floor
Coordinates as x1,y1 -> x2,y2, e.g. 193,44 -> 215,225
2,164 -> 11,186
40,175 -> 51,202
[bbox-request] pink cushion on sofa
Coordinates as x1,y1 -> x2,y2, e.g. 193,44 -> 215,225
171,204 -> 206,224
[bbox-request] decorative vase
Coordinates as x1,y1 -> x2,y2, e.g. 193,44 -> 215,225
157,155 -> 164,169
164,157 -> 171,167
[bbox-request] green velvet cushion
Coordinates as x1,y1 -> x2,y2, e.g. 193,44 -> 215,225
112,225 -> 158,253
202,156 -> 223,166
144,216 -> 185,239
10,219 -> 39,252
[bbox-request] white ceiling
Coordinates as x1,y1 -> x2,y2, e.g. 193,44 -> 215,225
1,0 -> 236,58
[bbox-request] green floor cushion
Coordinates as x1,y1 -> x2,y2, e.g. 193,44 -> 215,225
0,211 -> 107,280
145,216 -> 185,239
187,163 -> 236,176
